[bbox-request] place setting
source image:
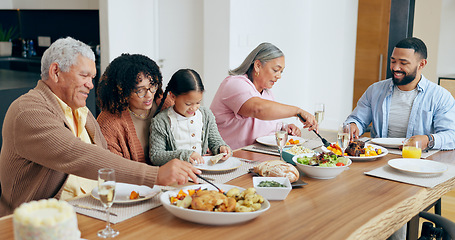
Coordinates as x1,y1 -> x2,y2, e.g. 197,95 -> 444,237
368,137 -> 440,158
242,121 -> 324,156
364,138 -> 455,188
193,155 -> 260,184
69,169 -> 174,225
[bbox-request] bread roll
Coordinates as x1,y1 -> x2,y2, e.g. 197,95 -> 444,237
253,160 -> 299,182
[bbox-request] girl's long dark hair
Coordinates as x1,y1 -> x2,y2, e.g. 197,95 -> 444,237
154,69 -> 204,117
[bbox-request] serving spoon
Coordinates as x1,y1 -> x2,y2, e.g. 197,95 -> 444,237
297,114 -> 330,148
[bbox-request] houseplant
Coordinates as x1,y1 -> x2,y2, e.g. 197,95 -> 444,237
0,24 -> 18,56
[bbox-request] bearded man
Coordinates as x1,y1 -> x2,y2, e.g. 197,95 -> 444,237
345,37 -> 455,151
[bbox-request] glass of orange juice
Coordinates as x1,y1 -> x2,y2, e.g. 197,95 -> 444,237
402,138 -> 422,159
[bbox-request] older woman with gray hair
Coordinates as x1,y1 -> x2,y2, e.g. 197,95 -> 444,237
210,42 -> 317,149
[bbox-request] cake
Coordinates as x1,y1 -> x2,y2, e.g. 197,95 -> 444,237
13,198 -> 81,240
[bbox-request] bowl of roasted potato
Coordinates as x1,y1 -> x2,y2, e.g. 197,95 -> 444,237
160,184 -> 270,225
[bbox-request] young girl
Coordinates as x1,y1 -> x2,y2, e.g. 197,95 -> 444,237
150,69 -> 231,166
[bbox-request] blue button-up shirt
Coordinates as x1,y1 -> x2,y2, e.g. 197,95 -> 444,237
345,75 -> 455,150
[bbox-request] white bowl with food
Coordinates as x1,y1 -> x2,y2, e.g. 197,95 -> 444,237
292,153 -> 352,179
253,177 -> 291,200
160,184 -> 270,225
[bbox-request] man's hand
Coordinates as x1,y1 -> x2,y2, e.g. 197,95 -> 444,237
409,135 -> 430,150
156,159 -> 201,186
350,123 -> 360,140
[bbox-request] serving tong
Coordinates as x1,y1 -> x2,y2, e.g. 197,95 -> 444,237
297,114 -> 330,148
195,174 -> 225,194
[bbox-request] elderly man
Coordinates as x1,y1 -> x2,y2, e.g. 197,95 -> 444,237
0,37 -> 200,217
346,37 -> 455,151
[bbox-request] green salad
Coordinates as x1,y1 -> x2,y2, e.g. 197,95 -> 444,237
297,152 -> 349,167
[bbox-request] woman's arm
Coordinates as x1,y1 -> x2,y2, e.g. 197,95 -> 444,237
238,97 -> 317,130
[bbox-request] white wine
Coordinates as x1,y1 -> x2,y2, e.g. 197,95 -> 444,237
337,133 -> 350,150
315,110 -> 324,124
99,183 -> 116,208
275,131 -> 288,148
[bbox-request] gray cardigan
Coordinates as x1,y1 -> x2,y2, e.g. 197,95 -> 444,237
150,106 -> 230,166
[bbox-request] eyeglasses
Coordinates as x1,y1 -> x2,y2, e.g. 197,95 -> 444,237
135,85 -> 158,98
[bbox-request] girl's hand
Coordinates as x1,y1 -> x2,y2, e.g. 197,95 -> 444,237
219,146 -> 232,161
288,124 -> 302,137
189,152 -> 204,165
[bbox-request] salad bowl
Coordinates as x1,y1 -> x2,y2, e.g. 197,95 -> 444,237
292,154 -> 352,179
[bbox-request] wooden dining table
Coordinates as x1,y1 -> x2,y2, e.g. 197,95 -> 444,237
1,147 -> 454,239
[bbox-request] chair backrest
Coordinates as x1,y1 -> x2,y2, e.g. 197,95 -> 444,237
419,211 -> 455,240
439,77 -> 455,99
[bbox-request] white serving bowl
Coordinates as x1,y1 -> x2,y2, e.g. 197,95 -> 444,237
253,177 -> 291,200
160,184 -> 270,225
292,154 -> 352,179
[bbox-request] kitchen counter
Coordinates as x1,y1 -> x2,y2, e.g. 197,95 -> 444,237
0,69 -> 40,90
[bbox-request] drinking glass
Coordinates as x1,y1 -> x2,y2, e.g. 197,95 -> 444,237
314,103 -> 325,124
97,168 -> 119,238
337,124 -> 351,156
275,122 -> 289,161
402,138 -> 422,159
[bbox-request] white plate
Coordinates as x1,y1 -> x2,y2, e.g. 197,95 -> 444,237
256,135 -> 305,147
160,184 -> 270,225
322,143 -> 389,161
371,138 -> 406,148
195,156 -> 242,172
92,182 -> 160,203
388,158 -> 448,176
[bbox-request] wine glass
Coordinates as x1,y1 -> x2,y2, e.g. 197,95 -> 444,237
97,168 -> 119,238
276,122 -> 289,161
314,103 -> 325,124
337,124 -> 351,157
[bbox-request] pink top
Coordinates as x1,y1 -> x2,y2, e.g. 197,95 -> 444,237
210,75 -> 278,149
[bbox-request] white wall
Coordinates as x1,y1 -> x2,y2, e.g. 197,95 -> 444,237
158,0 -> 204,86
203,0 -> 230,107
413,0 -> 442,83
0,0 -> 13,8
212,0 -> 358,130
99,0 -> 158,73
437,0 -> 455,77
10,0 -> 97,9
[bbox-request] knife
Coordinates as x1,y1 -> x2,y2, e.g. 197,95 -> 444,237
73,204 -> 118,216
297,114 -> 330,147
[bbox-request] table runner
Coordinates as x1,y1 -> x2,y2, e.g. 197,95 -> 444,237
364,162 -> 455,188
68,186 -> 175,224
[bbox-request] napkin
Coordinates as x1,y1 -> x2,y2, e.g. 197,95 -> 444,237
364,162 -> 455,188
68,186 -> 175,224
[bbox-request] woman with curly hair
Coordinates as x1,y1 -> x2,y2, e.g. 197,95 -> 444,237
97,53 -> 166,164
